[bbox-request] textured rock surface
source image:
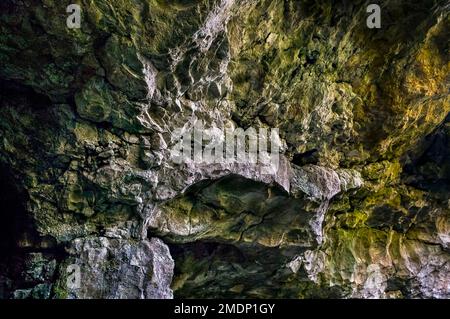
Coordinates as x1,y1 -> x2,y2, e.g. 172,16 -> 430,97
56,237 -> 174,299
0,0 -> 449,299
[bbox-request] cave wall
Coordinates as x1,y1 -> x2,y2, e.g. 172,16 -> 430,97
0,0 -> 449,298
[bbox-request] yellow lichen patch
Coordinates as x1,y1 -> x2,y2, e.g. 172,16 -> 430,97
171,272 -> 191,292
336,211 -> 368,229
74,121 -> 98,144
362,160 -> 402,185
229,284 -> 245,293
404,15 -> 449,97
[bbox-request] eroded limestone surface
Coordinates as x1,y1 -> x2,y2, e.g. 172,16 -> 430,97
0,0 -> 449,298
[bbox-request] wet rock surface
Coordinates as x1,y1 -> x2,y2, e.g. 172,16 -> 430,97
0,0 -> 449,298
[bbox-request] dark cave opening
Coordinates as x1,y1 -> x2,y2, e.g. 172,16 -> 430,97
0,79 -> 51,110
0,165 -> 32,258
402,113 -> 450,195
0,164 -> 61,298
292,149 -> 319,166
0,165 -> 30,298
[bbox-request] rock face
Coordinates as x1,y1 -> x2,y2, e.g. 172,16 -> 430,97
59,237 -> 174,299
0,0 -> 449,299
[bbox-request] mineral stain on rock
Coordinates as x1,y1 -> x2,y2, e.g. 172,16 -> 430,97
0,0 -> 449,299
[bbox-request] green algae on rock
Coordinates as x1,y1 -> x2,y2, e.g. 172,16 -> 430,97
0,0 -> 449,299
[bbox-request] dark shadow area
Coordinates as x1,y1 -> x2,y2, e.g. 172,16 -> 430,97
0,79 -> 51,110
402,113 -> 450,197
0,164 -> 62,298
167,239 -> 344,299
292,149 -> 319,166
0,165 -> 37,258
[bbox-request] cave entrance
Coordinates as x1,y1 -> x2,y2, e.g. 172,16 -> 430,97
0,165 -> 32,256
0,165 -> 59,299
0,164 -> 32,297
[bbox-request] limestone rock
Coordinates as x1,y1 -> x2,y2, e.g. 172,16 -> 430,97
0,0 -> 448,299
57,237 -> 174,299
